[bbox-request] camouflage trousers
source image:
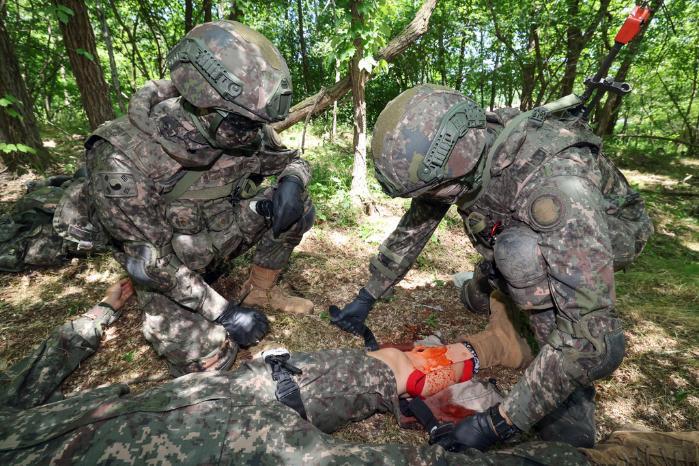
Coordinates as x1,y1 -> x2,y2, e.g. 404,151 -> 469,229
501,306 -> 617,434
138,187 -> 315,372
0,310 -> 591,466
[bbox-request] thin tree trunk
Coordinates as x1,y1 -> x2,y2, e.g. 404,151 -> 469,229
454,33 -> 467,91
273,0 -> 437,132
296,0 -> 311,94
596,0 -> 660,136
437,5 -> 446,85
0,5 -> 50,172
96,0 -> 125,113
185,0 -> 193,32
204,0 -> 212,22
227,0 -> 243,21
490,51 -> 500,110
331,58 -> 340,143
349,0 -> 369,201
109,0 -> 150,80
54,0 -> 114,130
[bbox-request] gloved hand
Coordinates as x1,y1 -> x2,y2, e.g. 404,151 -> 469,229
329,288 -> 376,336
451,405 -> 519,452
272,175 -> 305,238
215,304 -> 269,347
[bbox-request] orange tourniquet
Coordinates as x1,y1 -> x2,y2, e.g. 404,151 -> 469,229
404,344 -> 474,397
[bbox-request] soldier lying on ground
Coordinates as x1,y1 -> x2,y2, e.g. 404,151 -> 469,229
1,279 -> 696,465
330,85 -> 654,450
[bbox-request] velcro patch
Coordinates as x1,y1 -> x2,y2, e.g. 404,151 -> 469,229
97,172 -> 137,198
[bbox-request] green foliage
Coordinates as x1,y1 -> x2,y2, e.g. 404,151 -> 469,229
305,137 -> 362,225
0,143 -> 37,154
53,4 -> 74,24
75,48 -> 95,61
1,0 -> 697,168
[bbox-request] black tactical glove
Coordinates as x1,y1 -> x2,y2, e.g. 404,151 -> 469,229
451,405 -> 520,452
272,175 -> 304,238
215,304 -> 269,347
329,288 -> 376,336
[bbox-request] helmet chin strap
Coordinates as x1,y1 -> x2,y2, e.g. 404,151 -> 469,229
182,100 -> 226,149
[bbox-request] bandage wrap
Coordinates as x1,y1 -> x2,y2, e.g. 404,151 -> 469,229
405,344 -> 475,397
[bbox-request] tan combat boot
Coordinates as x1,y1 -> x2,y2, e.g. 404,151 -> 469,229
240,264 -> 314,314
460,291 -> 533,369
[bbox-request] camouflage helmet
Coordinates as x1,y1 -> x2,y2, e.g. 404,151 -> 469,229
168,21 -> 292,123
372,84 -> 488,198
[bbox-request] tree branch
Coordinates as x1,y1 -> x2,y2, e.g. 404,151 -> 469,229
272,0 -> 437,132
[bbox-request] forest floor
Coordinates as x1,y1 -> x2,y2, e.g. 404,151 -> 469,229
0,126 -> 697,448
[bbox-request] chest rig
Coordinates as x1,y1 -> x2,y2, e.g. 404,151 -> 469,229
85,81 -> 296,270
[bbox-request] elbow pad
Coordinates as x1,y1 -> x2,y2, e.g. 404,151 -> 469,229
124,243 -> 176,291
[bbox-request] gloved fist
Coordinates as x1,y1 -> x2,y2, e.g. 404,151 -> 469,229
272,175 -> 304,238
451,405 -> 519,452
329,288 -> 376,336
216,304 -> 269,347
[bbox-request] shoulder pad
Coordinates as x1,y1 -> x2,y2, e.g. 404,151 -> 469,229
521,176 -> 596,232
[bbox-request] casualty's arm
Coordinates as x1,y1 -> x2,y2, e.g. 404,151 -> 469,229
0,279 -> 133,410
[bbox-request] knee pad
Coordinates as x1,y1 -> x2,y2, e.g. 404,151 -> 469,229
279,202 -> 315,246
404,344 -> 475,398
460,261 -> 493,315
559,314 -> 626,385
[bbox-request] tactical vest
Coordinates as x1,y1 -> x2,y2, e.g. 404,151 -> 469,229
84,81 -> 297,270
459,95 -> 652,271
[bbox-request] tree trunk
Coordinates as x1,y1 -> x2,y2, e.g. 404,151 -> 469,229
349,0 -> 369,201
596,0 -> 659,136
55,0 -> 114,129
454,33 -> 467,91
296,0 -> 311,94
109,0 -> 150,80
185,0 -> 193,32
204,0 -> 212,22
96,0 -> 125,113
331,58 -> 340,143
273,0 -> 437,132
0,6 -> 50,172
227,1 -> 243,21
560,0 -> 611,97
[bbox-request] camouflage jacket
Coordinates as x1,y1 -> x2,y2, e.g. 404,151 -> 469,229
365,108 -> 652,322
84,80 -> 312,321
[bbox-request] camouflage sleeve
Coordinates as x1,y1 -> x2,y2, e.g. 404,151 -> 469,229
535,166 -> 616,321
0,303 -> 116,410
87,142 -> 229,321
365,198 -> 451,299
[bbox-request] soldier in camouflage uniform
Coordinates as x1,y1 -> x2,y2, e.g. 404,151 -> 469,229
330,85 -> 654,450
1,280 -> 695,465
83,21 -> 316,375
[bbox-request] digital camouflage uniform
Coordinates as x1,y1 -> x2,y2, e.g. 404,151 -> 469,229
84,79 -> 313,373
365,86 -> 653,439
0,304 -> 593,466
0,175 -> 106,272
